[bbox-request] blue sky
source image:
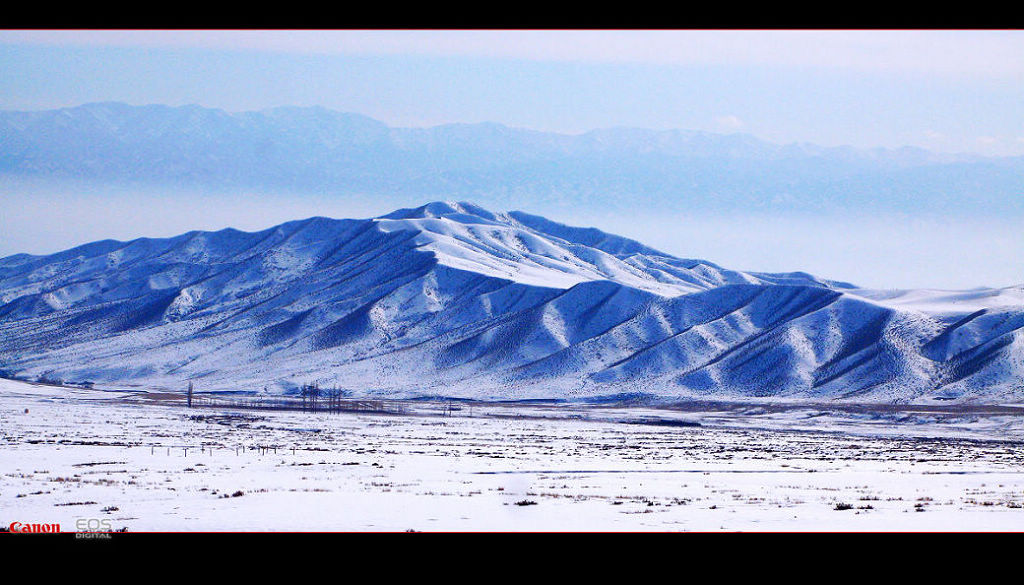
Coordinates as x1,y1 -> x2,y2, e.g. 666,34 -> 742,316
2,29 -> 1023,155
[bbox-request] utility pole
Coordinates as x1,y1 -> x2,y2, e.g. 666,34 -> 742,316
187,381 -> 193,408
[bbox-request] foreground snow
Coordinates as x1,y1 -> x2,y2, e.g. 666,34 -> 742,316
2,379 -> 1023,532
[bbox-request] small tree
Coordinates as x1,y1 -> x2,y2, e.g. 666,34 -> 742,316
326,388 -> 342,412
310,382 -> 320,412
301,382 -> 321,412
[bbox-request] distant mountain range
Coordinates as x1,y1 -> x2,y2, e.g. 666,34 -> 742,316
1,202 -> 1021,402
2,102 -> 1021,214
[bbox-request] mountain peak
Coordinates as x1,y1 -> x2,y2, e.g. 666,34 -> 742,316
377,201 -> 499,222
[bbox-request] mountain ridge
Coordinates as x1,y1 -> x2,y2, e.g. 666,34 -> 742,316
4,102 -> 1022,216
4,101 -> 1000,163
1,201 -> 1021,403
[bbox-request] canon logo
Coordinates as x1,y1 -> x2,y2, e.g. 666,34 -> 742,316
8,522 -> 61,533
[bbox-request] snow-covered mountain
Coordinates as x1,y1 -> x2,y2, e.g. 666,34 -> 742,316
1,201 -> 1021,403
3,102 -> 1022,215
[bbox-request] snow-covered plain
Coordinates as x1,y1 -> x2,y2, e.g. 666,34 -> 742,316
3,378 -> 1023,532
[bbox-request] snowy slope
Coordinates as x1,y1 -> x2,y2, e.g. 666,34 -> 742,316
0,201 -> 1021,402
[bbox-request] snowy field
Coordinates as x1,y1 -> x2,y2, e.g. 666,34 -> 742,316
2,378 -> 1024,532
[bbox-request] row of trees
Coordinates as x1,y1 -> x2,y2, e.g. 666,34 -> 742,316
185,381 -> 363,413
299,382 -> 349,412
